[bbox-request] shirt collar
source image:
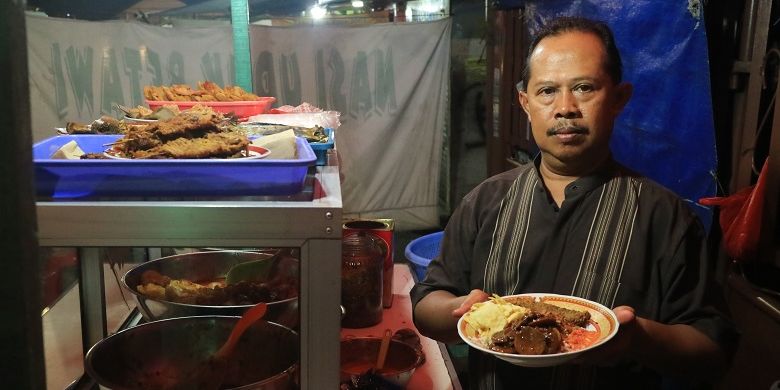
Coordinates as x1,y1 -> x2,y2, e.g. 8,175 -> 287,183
532,153 -> 620,194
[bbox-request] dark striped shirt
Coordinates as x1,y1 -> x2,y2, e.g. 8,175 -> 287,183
410,157 -> 736,389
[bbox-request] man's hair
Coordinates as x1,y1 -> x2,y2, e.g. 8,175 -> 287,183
519,17 -> 622,91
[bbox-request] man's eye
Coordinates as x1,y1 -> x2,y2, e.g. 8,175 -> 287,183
538,87 -> 556,96
574,84 -> 594,93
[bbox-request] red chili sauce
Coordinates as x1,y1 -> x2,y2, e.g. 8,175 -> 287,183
564,321 -> 601,351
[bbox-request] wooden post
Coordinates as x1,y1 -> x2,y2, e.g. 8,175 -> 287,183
0,0 -> 46,388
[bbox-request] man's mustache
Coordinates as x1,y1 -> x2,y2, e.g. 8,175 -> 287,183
546,121 -> 589,136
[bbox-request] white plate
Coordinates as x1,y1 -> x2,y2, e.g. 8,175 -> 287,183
104,145 -> 271,160
457,293 -> 619,367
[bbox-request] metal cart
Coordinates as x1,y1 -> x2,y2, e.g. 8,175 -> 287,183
36,166 -> 343,389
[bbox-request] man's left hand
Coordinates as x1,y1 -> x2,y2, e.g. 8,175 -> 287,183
573,305 -> 637,365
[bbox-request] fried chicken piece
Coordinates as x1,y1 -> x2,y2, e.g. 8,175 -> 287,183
109,102 -> 245,158
146,82 -> 262,101
140,269 -> 171,286
144,85 -> 167,101
506,297 -> 591,327
143,111 -> 221,139
224,85 -> 259,101
171,84 -> 195,96
164,280 -> 204,304
134,132 -> 249,159
137,283 -> 166,300
120,128 -> 162,153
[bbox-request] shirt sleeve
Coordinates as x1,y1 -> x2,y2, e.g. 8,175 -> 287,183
410,168 -> 523,311
410,186 -> 481,309
659,207 -> 739,351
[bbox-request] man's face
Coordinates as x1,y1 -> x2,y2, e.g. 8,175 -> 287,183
518,31 -> 631,172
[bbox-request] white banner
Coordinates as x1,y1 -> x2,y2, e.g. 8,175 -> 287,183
250,21 -> 450,229
26,15 -> 449,229
26,15 -> 234,142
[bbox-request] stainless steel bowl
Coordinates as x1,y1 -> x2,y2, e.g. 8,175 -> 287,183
122,250 -> 299,328
85,316 -> 299,390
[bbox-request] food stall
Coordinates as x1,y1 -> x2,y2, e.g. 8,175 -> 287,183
27,54 -> 455,390
32,102 -> 463,387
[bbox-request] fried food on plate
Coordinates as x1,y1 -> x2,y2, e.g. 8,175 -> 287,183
144,81 -> 263,102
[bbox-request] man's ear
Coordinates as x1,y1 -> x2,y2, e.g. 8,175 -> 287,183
613,82 -> 633,114
518,90 -> 530,116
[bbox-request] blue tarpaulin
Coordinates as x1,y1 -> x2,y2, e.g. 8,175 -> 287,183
496,0 -> 716,230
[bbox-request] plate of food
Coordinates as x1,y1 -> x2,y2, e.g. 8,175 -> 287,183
144,82 -> 275,118
104,144 -> 271,160
457,293 -> 618,367
115,103 -> 180,123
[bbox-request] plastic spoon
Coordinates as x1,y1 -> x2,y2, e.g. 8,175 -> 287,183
375,329 -> 393,371
345,329 -> 397,390
215,301 -> 268,360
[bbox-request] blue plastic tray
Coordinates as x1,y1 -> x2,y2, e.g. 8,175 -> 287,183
33,135 -> 316,198
309,128 -> 334,166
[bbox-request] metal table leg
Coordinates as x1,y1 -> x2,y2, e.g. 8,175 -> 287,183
78,248 -> 106,354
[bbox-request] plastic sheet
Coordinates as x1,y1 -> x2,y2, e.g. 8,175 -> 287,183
246,112 -> 342,130
247,103 -> 341,129
700,158 -> 770,263
494,0 -> 717,230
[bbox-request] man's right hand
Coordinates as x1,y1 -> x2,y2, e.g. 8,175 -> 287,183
414,289 -> 490,343
452,289 -> 490,317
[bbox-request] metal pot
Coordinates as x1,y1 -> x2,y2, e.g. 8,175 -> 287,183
122,250 -> 299,328
85,316 -> 299,389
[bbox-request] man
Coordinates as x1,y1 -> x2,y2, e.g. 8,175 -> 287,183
411,16 -> 735,389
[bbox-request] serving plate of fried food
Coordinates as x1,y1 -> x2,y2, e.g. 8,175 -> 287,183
145,81 -> 275,118
104,144 -> 270,160
457,293 -> 618,367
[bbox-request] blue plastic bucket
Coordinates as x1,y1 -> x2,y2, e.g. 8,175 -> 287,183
404,231 -> 444,281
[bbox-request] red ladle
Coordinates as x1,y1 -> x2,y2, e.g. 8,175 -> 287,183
182,302 -> 268,390
215,302 -> 268,360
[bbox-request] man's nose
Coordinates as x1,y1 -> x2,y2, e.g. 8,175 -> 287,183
554,91 -> 579,119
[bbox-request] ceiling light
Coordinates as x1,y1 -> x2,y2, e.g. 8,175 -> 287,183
419,4 -> 441,13
310,5 -> 326,19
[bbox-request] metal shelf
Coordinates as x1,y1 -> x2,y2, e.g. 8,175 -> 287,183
36,166 -> 343,389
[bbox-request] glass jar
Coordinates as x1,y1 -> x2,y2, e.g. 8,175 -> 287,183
341,232 -> 384,328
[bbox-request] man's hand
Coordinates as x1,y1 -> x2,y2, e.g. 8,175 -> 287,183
573,306 -> 727,383
575,305 -> 637,365
452,289 -> 490,317
414,289 -> 489,343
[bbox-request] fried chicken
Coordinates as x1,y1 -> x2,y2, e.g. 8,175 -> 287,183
111,105 -> 249,159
